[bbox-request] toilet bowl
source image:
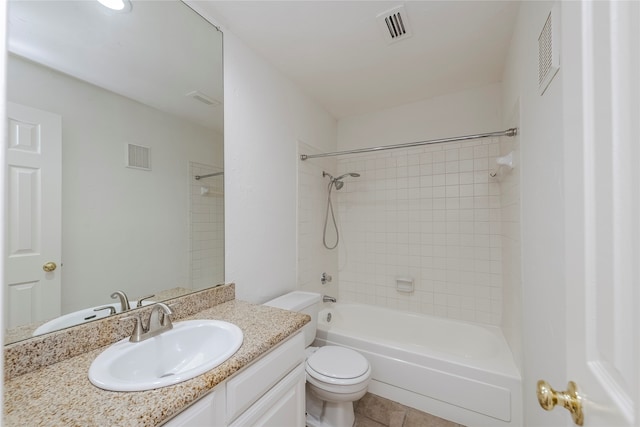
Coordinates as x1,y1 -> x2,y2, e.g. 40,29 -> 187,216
264,291 -> 371,427
305,346 -> 371,427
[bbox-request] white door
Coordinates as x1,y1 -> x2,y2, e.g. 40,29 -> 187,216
549,1 -> 640,426
6,102 -> 62,328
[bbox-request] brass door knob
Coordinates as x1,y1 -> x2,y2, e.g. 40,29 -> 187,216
42,262 -> 57,272
537,380 -> 584,426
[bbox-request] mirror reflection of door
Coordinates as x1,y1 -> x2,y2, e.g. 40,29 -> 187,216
6,102 -> 62,328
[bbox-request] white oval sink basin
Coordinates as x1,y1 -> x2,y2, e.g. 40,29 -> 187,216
88,319 -> 243,391
33,300 -> 154,336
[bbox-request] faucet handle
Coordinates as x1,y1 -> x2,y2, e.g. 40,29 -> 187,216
123,315 -> 145,342
321,272 -> 333,285
93,305 -> 117,315
136,294 -> 155,308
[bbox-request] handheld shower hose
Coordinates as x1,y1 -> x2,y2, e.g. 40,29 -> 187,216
322,171 -> 360,250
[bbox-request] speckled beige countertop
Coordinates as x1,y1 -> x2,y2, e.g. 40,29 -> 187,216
4,299 -> 309,426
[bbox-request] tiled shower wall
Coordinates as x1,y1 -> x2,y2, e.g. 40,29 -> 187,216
189,162 -> 225,290
335,138 -> 504,325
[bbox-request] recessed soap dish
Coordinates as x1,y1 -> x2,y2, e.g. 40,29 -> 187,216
396,278 -> 414,293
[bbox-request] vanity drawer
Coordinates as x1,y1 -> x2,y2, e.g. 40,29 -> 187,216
226,332 -> 304,422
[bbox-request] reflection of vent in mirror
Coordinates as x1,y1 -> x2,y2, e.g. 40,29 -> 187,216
538,5 -> 559,95
186,90 -> 221,107
126,143 -> 151,170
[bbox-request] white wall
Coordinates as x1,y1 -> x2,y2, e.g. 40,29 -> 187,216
7,55 -> 223,313
337,83 -> 503,151
221,31 -> 337,303
501,2 -> 566,425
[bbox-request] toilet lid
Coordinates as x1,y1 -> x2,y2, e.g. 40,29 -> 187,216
306,346 -> 369,379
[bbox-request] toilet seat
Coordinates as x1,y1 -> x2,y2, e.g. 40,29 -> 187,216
306,346 -> 371,386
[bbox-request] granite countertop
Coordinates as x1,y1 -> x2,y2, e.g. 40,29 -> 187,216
4,299 -> 309,427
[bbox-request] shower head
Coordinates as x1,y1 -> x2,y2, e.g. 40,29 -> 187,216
323,171 -> 360,190
333,172 -> 360,190
335,172 -> 361,180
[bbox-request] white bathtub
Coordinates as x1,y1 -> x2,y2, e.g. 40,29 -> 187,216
314,303 -> 522,427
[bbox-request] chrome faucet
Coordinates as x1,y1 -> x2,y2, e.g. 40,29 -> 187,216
128,302 -> 174,343
323,295 -> 337,303
111,291 -> 131,311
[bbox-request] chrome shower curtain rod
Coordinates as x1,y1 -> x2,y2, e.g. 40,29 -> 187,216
195,171 -> 224,180
299,128 -> 518,161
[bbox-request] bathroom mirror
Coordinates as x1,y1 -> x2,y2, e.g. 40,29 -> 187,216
5,0 -> 224,343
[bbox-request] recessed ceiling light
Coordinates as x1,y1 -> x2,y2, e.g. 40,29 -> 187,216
97,0 -> 132,12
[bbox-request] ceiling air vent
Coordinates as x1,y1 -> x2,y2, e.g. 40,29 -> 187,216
377,5 -> 412,44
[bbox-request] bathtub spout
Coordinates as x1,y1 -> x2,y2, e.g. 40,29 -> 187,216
322,295 -> 337,303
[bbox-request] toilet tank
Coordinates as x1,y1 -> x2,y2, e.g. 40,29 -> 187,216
264,291 -> 321,347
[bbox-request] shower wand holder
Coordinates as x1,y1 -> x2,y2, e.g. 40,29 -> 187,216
489,152 -> 514,178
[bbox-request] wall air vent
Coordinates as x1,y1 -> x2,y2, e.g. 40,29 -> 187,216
538,4 -> 560,95
126,143 -> 151,171
377,5 -> 412,44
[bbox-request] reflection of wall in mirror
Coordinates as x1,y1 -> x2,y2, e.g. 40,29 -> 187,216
7,55 -> 224,314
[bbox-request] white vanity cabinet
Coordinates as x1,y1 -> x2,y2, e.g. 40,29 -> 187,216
164,332 -> 306,427
228,364 -> 305,427
163,391 -> 225,426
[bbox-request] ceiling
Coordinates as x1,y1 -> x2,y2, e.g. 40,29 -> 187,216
8,1 -> 519,126
206,1 -> 520,119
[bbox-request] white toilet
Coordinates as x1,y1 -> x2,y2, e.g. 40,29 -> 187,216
265,291 -> 371,427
